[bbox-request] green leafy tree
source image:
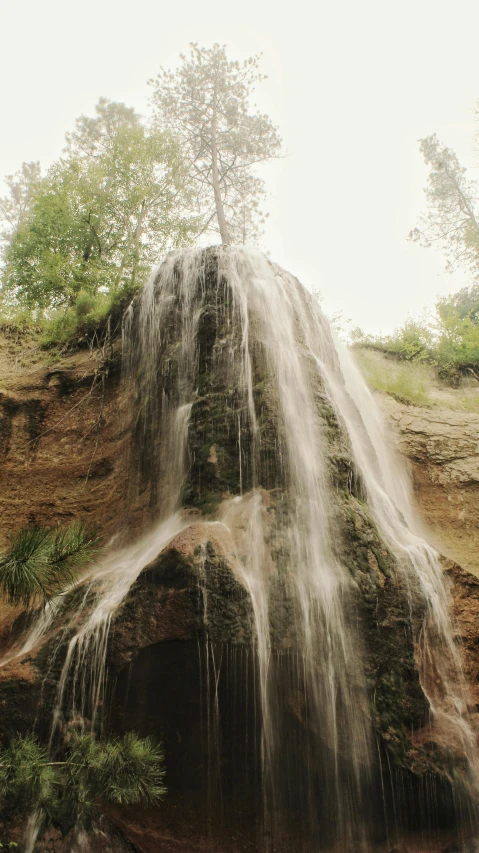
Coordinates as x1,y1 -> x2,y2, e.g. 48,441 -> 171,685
436,282 -> 479,324
1,99 -> 198,313
150,43 -> 283,246
0,522 -> 98,608
409,134 -> 479,277
0,162 -> 41,250
434,285 -> 479,376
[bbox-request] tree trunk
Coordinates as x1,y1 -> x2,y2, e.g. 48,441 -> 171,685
211,83 -> 230,246
131,200 -> 146,287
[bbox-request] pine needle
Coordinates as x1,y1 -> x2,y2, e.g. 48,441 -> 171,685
0,521 -> 100,608
0,730 -> 166,826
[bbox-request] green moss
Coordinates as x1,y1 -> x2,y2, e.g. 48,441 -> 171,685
371,545 -> 391,578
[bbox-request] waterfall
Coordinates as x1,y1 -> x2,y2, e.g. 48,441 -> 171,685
325,342 -> 479,811
2,246 -> 478,851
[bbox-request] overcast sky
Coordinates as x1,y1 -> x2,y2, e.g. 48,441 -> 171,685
2,0 -> 479,333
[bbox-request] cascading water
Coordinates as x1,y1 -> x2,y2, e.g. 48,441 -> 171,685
1,246 -> 478,852
325,343 -> 479,820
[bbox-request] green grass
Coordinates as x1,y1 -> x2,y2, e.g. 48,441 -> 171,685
354,348 -> 433,406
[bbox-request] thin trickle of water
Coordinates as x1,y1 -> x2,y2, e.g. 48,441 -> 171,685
24,811 -> 43,853
0,598 -> 58,670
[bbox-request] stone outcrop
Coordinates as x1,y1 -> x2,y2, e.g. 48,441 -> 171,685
378,395 -> 479,577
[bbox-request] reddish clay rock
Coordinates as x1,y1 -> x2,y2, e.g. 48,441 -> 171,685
0,332 -> 130,548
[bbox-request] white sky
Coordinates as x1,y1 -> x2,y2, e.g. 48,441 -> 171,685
2,0 -> 479,333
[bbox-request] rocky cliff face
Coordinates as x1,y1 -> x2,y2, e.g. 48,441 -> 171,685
376,391 -> 479,723
1,253 -> 479,853
379,395 -> 479,578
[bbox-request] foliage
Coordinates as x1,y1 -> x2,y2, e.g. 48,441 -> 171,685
0,50 -> 284,342
40,286 -> 130,348
0,734 -> 57,816
437,282 -> 479,323
369,318 -> 433,362
0,731 -> 165,831
354,348 -> 433,406
352,281 -> 479,382
0,99 -> 198,314
0,162 -> 41,250
0,522 -> 98,608
409,134 -> 479,277
150,43 -> 282,245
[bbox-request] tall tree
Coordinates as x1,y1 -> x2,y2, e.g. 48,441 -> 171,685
150,44 -> 282,246
409,134 -> 479,277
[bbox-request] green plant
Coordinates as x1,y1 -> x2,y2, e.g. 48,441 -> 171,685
0,733 -> 57,816
40,287 -> 131,348
0,99 -> 198,317
0,522 -> 99,608
0,731 -> 165,831
352,280 -> 479,383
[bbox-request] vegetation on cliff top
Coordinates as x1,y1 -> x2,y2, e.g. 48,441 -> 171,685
351,127 -> 479,388
352,282 -> 479,390
0,45 -> 281,347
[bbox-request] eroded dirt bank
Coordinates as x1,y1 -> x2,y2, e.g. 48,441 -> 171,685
0,330 -> 130,544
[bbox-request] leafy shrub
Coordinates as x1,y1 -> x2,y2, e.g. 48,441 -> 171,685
378,319 -> 433,361
40,286 -> 132,348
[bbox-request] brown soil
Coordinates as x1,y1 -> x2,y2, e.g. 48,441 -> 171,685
0,330 -> 130,547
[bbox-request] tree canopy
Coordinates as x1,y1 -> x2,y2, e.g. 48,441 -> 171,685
0,46 -> 283,334
409,134 -> 479,278
0,99 -> 198,314
150,43 -> 282,245
0,161 -> 41,250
